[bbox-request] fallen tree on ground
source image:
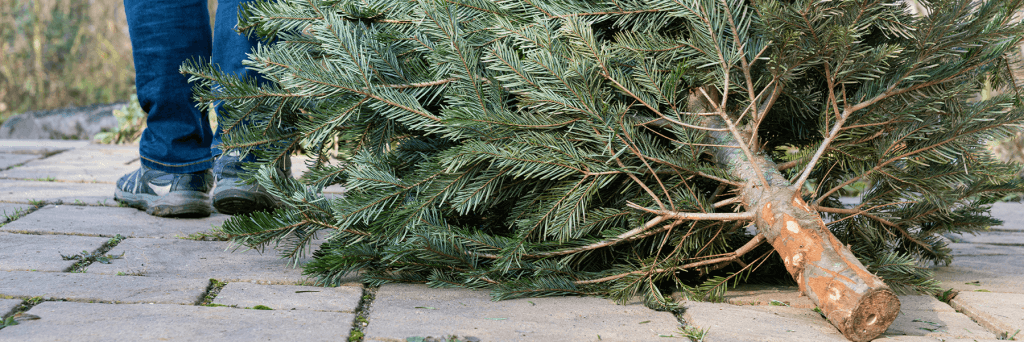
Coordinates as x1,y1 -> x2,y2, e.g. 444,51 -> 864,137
184,0 -> 1024,340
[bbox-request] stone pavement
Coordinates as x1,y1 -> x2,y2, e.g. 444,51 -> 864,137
0,140 -> 1021,341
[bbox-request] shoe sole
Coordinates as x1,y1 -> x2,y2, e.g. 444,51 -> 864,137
213,188 -> 278,215
115,190 -> 212,218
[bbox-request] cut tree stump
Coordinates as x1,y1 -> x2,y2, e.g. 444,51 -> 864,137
706,113 -> 901,342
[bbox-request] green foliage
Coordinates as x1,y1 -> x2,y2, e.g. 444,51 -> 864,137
680,325 -> 709,342
184,0 -> 1024,305
94,95 -> 147,145
199,279 -> 228,306
0,316 -> 17,329
59,250 -> 124,264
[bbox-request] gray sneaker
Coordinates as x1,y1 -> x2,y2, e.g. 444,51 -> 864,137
115,165 -> 213,217
211,153 -> 284,215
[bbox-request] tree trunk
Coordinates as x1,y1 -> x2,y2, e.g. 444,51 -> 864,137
704,109 -> 900,341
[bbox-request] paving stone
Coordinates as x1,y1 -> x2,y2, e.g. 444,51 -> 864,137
882,307 -> 996,339
0,233 -> 109,272
0,153 -> 38,170
0,139 -> 91,153
0,145 -> 139,183
86,238 -> 313,284
0,301 -> 354,341
1,205 -> 229,238
213,283 -> 362,312
874,337 -> 1003,342
896,295 -> 956,313
0,298 -> 21,317
949,291 -> 1024,338
0,203 -> 33,223
989,201 -> 1024,232
363,283 -> 680,342
930,255 -> 1024,294
948,243 -> 1024,257
0,271 -> 206,305
0,179 -> 114,205
946,230 -> 1024,245
721,284 -> 815,308
681,301 -> 846,341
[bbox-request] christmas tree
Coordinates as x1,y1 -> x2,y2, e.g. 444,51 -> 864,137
183,0 -> 1024,340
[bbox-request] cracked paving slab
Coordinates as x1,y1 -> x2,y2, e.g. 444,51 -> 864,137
86,238 -> 312,284
0,271 -> 207,305
0,301 -> 354,341
0,233 -> 109,272
363,283 -> 680,342
1,205 -> 229,238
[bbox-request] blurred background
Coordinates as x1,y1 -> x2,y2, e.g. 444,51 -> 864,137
0,0 -> 217,126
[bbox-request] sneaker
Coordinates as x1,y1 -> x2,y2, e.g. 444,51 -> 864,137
115,165 -> 213,217
211,153 -> 284,215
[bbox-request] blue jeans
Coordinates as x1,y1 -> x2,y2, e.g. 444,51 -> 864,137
124,0 -> 267,173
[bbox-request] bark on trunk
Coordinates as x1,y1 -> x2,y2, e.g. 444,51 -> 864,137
706,122 -> 900,342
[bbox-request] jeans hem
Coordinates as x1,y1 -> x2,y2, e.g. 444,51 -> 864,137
141,155 -> 213,174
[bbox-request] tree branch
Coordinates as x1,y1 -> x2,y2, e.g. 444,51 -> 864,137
627,201 -> 755,221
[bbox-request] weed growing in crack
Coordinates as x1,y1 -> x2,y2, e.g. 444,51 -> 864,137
680,325 -> 708,342
115,270 -> 146,276
0,297 -> 54,330
348,286 -> 376,342
198,279 -> 228,306
1,207 -> 30,223
176,229 -> 229,241
61,234 -> 126,272
936,288 -> 958,303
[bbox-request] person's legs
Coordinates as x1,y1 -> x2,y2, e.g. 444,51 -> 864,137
210,0 -> 283,215
126,0 -> 215,172
116,0 -> 214,217
210,0 -> 272,158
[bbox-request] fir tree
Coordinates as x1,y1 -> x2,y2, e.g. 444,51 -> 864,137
183,0 -> 1024,340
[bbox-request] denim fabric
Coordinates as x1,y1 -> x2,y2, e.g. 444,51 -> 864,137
124,0 -> 267,173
